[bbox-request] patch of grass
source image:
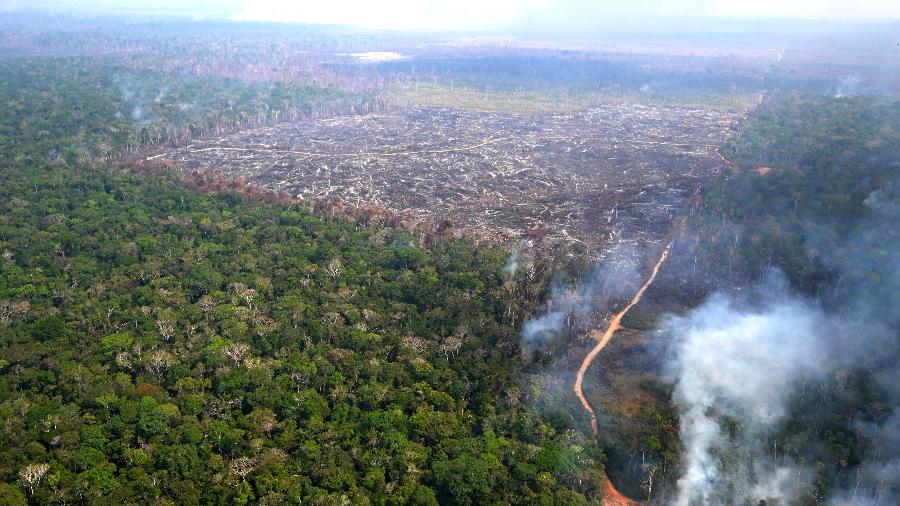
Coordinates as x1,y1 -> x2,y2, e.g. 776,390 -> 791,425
620,310 -> 657,331
384,82 -> 756,114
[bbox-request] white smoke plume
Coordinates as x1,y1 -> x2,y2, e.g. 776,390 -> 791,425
663,179 -> 900,505
521,243 -> 641,344
833,75 -> 862,98
503,250 -> 521,276
662,273 -> 826,505
154,85 -> 168,103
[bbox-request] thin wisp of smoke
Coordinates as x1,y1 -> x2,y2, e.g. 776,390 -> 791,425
521,244 -> 641,345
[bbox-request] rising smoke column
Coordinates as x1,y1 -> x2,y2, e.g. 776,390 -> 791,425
663,179 -> 900,505
662,273 -> 827,505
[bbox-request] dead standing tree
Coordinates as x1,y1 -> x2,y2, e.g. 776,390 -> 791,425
325,258 -> 343,280
20,463 -> 50,495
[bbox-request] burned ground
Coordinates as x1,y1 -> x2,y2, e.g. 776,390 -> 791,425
152,104 -> 732,260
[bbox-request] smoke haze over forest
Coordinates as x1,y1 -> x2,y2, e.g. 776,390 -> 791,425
4,0 -> 900,31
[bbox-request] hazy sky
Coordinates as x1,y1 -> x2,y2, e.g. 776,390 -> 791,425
5,0 -> 900,30
233,0 -> 900,30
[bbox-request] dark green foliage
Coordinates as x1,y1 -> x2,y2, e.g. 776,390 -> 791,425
619,310 -> 656,331
680,94 -> 900,504
0,56 -> 605,504
696,94 -> 900,293
0,57 -> 364,165
0,159 -> 605,504
0,483 -> 27,505
28,317 -> 65,342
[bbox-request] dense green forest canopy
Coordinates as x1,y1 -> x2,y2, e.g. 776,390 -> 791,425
0,56 -> 603,505
688,94 -> 900,294
679,93 -> 899,503
1,27 -> 898,504
0,57 -> 366,165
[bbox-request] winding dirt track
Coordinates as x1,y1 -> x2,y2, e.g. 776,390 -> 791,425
573,243 -> 672,506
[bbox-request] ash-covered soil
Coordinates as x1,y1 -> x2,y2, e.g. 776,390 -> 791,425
151,104 -> 732,258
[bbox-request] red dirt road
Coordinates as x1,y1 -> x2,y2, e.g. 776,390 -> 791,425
573,243 -> 671,506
